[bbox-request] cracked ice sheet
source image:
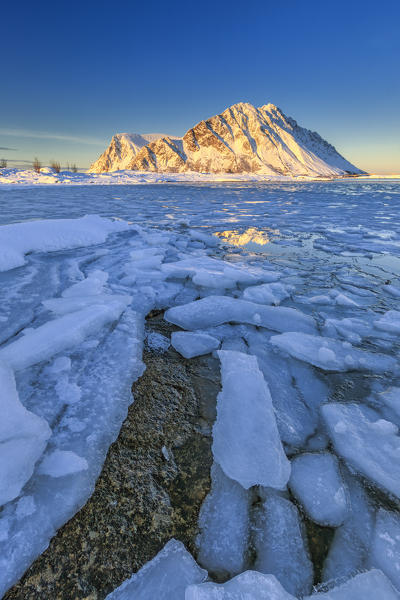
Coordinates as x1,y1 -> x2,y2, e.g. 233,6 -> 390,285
0,181 -> 400,598
0,219 -> 160,596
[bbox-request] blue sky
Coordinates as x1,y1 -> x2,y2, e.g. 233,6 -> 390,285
1,0 -> 399,172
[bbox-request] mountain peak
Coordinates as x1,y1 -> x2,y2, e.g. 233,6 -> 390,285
260,102 -> 280,113
89,102 -> 365,177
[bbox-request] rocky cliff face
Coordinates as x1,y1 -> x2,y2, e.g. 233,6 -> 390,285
128,137 -> 186,172
89,103 -> 365,177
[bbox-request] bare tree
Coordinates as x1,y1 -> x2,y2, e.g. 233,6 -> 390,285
33,157 -> 41,173
0,159 -> 6,168
71,164 -> 78,173
50,160 -> 61,173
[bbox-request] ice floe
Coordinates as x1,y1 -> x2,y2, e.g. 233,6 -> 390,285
270,332 -> 397,373
105,539 -> 207,599
289,453 -> 348,527
171,331 -> 220,358
212,351 -> 290,489
196,463 -> 250,578
186,570 -> 297,600
322,403 -> 400,498
304,569 -> 399,599
0,215 -> 129,272
165,296 -> 316,334
253,492 -> 313,597
0,362 -> 51,506
368,509 -> 400,591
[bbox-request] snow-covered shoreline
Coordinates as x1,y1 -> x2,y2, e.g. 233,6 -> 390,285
1,167 -> 398,187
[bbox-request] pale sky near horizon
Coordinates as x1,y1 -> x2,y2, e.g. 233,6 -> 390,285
1,0 -> 399,173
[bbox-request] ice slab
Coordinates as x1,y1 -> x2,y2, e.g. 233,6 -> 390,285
0,308 -> 145,597
161,256 -> 268,289
322,402 -> 400,499
212,351 -> 290,490
165,296 -> 316,334
171,331 -> 220,358
242,282 -> 291,305
253,492 -> 313,597
304,569 -> 399,599
42,294 -> 131,317
0,361 -> 51,506
374,310 -> 400,334
322,473 -> 375,582
376,387 -> 400,423
189,229 -> 220,247
270,332 -> 397,373
185,570 -> 297,600
384,284 -> 400,298
0,215 -> 129,271
197,463 -> 250,578
247,342 -> 324,449
105,539 -> 207,599
323,317 -> 377,345
61,269 -> 109,297
0,303 -> 127,371
368,509 -> 400,591
289,453 -> 348,526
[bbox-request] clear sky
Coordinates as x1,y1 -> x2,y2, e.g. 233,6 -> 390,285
1,0 -> 399,173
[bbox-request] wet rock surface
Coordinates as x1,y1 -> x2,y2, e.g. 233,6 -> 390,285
5,315 -> 219,600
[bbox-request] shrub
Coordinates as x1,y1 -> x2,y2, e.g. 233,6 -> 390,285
33,157 -> 41,173
50,160 -> 61,173
0,159 -> 6,168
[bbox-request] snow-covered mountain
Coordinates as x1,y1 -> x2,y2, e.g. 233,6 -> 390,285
88,133 -> 181,173
89,103 -> 365,177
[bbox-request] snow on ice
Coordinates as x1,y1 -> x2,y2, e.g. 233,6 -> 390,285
0,215 -> 129,272
171,331 -> 220,358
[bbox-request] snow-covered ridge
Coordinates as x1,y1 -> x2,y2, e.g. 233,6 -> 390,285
88,132 -> 182,173
88,101 -> 365,177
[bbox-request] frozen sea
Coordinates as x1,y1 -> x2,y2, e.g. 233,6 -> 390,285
1,179 -> 400,599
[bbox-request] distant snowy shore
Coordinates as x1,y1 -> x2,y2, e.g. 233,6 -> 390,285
1,167 -> 397,186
